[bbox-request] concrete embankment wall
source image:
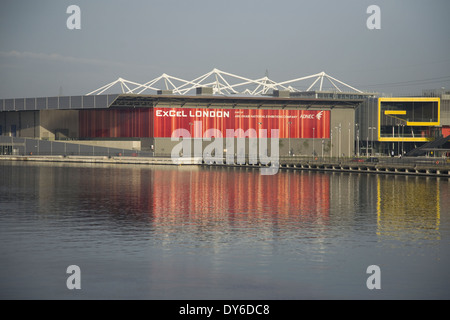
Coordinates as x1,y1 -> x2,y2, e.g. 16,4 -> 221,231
2,155 -> 449,178
274,161 -> 450,177
205,157 -> 450,178
0,155 -> 202,165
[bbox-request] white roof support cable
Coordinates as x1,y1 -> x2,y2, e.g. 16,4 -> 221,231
319,72 -> 325,91
326,74 -> 363,93
176,70 -> 215,95
86,69 -> 364,96
86,78 -> 121,95
121,80 -> 134,94
307,76 -> 321,91
326,76 -> 342,92
277,72 -> 323,87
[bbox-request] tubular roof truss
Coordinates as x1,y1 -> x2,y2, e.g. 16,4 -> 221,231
86,68 -> 363,96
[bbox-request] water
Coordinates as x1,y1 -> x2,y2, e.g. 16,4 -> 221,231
0,161 -> 449,299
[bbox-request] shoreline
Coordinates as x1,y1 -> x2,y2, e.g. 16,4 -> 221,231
0,155 -> 202,165
1,155 -> 450,178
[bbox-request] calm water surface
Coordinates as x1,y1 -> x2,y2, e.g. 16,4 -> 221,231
0,161 -> 449,299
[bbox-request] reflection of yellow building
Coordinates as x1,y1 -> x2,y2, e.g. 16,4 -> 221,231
376,175 -> 440,240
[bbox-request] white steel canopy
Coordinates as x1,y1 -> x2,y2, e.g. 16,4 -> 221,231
86,69 -> 363,96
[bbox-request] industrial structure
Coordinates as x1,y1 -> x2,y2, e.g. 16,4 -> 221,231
1,69 -> 449,159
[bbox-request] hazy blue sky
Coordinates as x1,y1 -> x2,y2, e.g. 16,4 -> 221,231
0,0 -> 449,98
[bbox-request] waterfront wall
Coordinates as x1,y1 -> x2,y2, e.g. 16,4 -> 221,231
1,136 -> 449,177
1,154 -> 449,177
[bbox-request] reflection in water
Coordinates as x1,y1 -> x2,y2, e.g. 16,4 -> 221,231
376,175 -> 441,241
5,162 -> 443,246
150,168 -> 330,234
0,161 -> 449,299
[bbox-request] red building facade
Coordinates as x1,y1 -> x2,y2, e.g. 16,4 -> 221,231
79,107 -> 330,139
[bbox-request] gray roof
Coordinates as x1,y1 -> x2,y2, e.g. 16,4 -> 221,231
0,94 -> 120,111
0,93 -> 364,112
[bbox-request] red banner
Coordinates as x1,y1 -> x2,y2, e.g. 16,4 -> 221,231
154,108 -> 330,139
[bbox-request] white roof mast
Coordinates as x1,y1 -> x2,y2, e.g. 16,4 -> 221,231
87,69 -> 363,96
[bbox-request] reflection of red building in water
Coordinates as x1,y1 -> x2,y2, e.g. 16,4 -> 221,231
69,165 -> 330,236
150,168 -> 330,226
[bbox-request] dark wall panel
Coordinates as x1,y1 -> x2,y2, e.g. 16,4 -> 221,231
79,108 -> 153,138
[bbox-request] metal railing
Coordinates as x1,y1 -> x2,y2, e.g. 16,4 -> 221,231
0,136 -> 154,158
2,137 -> 449,168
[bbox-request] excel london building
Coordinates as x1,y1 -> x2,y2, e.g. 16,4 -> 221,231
1,69 -> 449,158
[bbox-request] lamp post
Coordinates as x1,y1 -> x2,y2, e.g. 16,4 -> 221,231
288,121 -> 292,156
366,136 -> 369,157
189,122 -> 193,157
258,122 -> 263,162
348,122 -> 351,157
321,139 -> 324,158
312,127 -> 315,157
368,127 -> 376,156
356,123 -> 360,157
335,126 -> 339,159
338,123 -> 341,158
331,129 -> 333,158
371,127 -> 375,154
401,124 -> 405,155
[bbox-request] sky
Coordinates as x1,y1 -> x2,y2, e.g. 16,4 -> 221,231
0,0 -> 449,99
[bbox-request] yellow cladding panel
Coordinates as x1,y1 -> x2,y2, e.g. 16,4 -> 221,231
406,121 -> 440,126
378,137 -> 433,142
379,97 -> 440,103
384,110 -> 406,115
